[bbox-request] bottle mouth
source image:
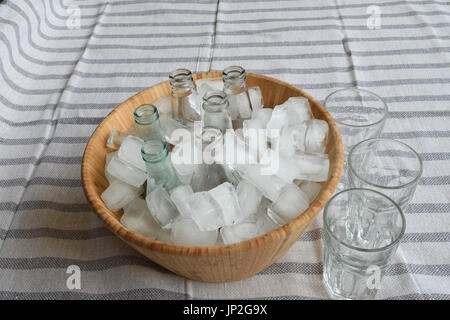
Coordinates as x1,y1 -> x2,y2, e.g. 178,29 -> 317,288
202,90 -> 228,113
222,65 -> 246,83
134,104 -> 159,124
141,139 -> 168,163
169,68 -> 194,88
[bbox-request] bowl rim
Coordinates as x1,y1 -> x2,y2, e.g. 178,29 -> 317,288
81,72 -> 344,257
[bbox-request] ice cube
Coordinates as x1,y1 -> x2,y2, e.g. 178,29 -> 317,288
249,86 -> 263,110
266,104 -> 290,139
171,218 -> 218,246
101,179 -> 142,212
186,191 -> 224,231
208,182 -> 241,226
251,108 -> 272,128
255,198 -> 281,236
269,184 -> 310,225
170,184 -> 194,218
220,222 -> 258,244
260,149 -> 329,183
120,198 -> 160,239
293,153 -> 329,182
105,151 -> 117,183
106,155 -> 147,187
243,118 -> 269,160
286,96 -> 313,123
305,119 -> 328,154
106,127 -> 137,150
117,135 -> 146,172
298,181 -> 321,203
223,130 -> 259,174
278,124 -> 307,155
227,93 -> 251,120
146,186 -> 179,228
195,78 -> 223,91
153,96 -> 172,115
156,229 -> 172,243
243,165 -> 288,202
236,180 -> 263,221
190,164 -> 227,192
170,143 -> 197,185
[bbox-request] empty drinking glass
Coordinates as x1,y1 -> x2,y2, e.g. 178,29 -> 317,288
348,138 -> 423,211
323,188 -> 405,300
324,88 -> 388,189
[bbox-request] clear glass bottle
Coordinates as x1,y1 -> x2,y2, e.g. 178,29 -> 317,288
222,65 -> 253,129
202,90 -> 232,133
134,104 -> 164,142
190,127 -> 227,192
169,68 -> 201,124
141,139 -> 180,195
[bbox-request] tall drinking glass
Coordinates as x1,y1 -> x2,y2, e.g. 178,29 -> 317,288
324,88 -> 388,189
323,188 -> 405,300
348,138 -> 423,211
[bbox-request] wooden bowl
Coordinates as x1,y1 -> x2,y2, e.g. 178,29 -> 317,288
81,72 -> 344,282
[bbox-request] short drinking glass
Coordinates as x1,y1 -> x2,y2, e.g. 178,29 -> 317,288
324,88 -> 388,189
323,188 -> 405,300
348,138 -> 423,211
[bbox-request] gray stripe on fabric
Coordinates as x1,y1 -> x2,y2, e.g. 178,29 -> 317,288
407,203 -> 450,214
0,227 -> 112,240
0,116 -> 103,127
0,256 -> 171,273
0,156 -> 82,166
299,229 -> 450,243
0,136 -> 90,145
0,289 -> 189,300
260,262 -> 450,276
0,178 -> 82,188
0,201 -> 91,212
382,131 -> 450,139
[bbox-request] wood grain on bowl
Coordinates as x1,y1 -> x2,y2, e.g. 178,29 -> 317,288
81,72 -> 344,282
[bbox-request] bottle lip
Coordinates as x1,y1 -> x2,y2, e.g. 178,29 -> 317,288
134,104 -> 159,124
169,68 -> 194,88
141,139 -> 168,163
222,65 -> 246,82
202,90 -> 228,112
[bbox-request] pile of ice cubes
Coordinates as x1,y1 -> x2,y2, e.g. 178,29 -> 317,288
101,79 -> 329,246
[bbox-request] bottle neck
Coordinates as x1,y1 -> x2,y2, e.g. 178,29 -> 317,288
223,66 -> 247,94
170,68 -> 195,95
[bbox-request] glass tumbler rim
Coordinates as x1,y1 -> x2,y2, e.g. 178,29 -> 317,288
348,138 -> 423,190
324,87 -> 388,128
323,187 -> 406,253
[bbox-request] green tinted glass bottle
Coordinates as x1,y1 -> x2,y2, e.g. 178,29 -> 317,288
141,139 -> 180,195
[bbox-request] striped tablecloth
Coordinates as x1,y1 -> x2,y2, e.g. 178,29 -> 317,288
0,0 -> 449,300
